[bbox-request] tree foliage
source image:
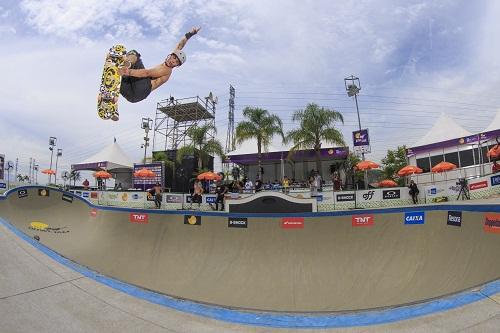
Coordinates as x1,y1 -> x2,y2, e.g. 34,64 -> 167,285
381,145 -> 408,186
235,107 -> 284,176
285,103 -> 345,176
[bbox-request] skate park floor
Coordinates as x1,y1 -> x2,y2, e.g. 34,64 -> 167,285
1,221 -> 500,333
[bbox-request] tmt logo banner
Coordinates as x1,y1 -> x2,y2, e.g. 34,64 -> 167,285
129,213 -> 149,224
352,214 -> 374,226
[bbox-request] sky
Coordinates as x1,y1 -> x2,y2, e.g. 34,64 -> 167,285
1,0 -> 500,180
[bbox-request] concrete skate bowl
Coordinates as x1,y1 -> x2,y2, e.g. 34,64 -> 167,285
1,186 -> 499,328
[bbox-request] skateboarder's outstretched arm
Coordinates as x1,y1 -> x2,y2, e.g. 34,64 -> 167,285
119,27 -> 200,79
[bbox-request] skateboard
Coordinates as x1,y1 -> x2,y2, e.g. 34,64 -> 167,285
97,45 -> 127,121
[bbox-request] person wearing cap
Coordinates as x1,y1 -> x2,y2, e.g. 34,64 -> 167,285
117,27 -> 200,107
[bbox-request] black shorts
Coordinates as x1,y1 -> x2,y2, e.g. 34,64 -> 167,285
120,50 -> 152,103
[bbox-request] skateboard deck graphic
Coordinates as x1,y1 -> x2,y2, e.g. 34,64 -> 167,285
97,45 -> 126,120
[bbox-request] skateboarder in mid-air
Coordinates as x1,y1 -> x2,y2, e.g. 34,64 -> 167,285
116,27 -> 200,109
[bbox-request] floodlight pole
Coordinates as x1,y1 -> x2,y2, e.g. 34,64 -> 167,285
55,149 -> 62,185
48,137 -> 57,184
141,118 -> 153,163
344,75 -> 368,189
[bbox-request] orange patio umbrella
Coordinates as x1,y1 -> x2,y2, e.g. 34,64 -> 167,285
94,170 -> 112,179
431,161 -> 457,173
134,168 -> 155,178
197,171 -> 222,181
487,145 -> 500,160
41,169 -> 56,175
378,179 -> 398,188
355,160 -> 380,171
397,165 -> 423,176
134,168 -> 156,191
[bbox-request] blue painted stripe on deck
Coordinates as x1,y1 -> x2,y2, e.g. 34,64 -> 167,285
1,216 -> 499,329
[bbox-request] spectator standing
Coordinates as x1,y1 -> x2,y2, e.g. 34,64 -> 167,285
215,181 -> 228,211
408,180 -> 419,204
309,175 -> 317,196
82,179 -> 90,190
192,180 -> 203,209
492,160 -> 500,174
282,176 -> 290,194
244,179 -> 253,192
332,172 -> 342,191
255,178 -> 263,192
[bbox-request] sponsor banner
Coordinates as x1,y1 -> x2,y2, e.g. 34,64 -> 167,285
404,211 -> 425,225
335,192 -> 355,202
352,214 -> 374,226
356,190 -> 382,203
90,192 -> 98,199
90,209 -> 98,217
185,195 -> 192,203
425,185 -> 446,198
0,182 -> 6,189
281,217 -> 304,229
353,129 -> 370,146
62,194 -> 73,203
228,217 -> 248,228
146,192 -> 155,201
490,175 -> 500,187
130,213 -> 149,224
82,192 -> 89,198
469,180 -> 488,191
75,191 -> 82,197
38,188 -> 50,197
205,195 -> 217,204
383,189 -> 401,200
484,213 -> 500,234
447,211 -> 462,227
184,215 -> 201,225
18,189 -> 28,198
166,194 -> 182,203
315,195 -> 323,202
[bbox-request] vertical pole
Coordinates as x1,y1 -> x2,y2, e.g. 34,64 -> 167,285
49,149 -> 54,184
354,94 -> 367,188
29,158 -> 32,184
32,159 -> 35,183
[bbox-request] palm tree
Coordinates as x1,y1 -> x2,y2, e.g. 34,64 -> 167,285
235,107 -> 284,177
285,103 -> 345,176
69,170 -> 81,187
342,152 -> 363,189
176,124 -> 225,172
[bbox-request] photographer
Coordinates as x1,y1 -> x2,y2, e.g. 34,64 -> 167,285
215,181 -> 228,211
408,180 -> 419,204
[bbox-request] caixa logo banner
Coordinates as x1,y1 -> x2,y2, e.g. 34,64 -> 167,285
129,213 -> 149,224
404,211 -> 425,225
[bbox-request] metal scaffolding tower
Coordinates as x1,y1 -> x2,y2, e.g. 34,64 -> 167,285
152,96 -> 216,152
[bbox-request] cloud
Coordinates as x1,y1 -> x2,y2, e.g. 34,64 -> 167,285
1,0 -> 499,171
